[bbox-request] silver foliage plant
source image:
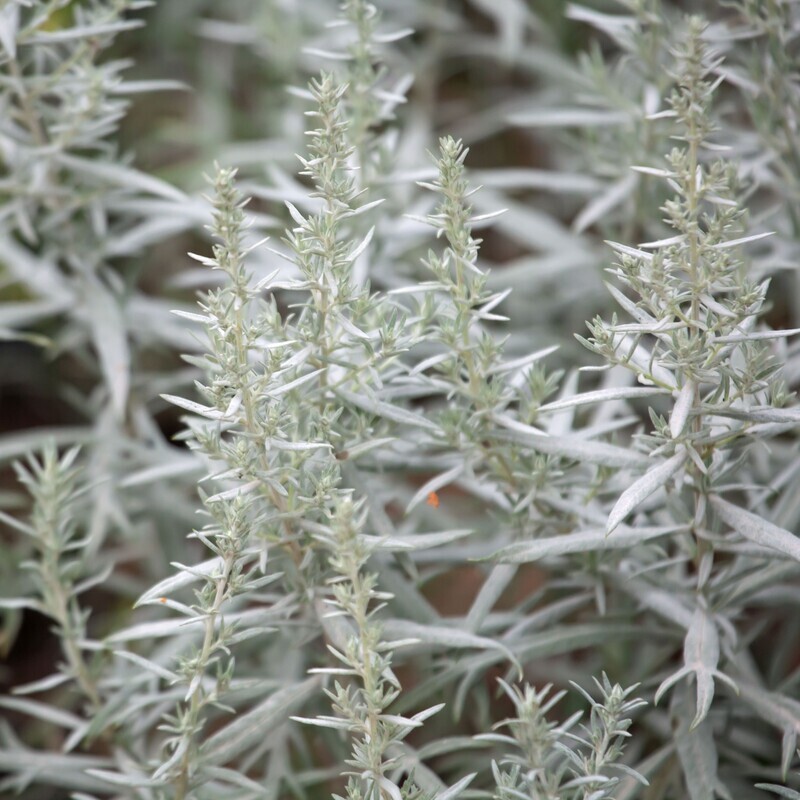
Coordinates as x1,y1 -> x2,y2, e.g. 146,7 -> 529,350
485,16 -> 800,798
0,0 -> 215,672
1,3 -> 800,800
0,0 -> 200,410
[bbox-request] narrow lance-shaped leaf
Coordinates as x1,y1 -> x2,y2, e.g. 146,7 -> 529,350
754,785 -> 800,799
134,552 -> 263,606
382,620 -> 520,676
710,496 -> 800,562
0,5 -> 18,58
25,19 -> 142,45
464,563 -> 517,633
510,108 -> 630,127
607,450 -> 687,534
622,579 -> 694,630
406,462 -> 465,513
673,687 -> 719,800
490,524 -> 682,563
0,752 -> 115,793
736,680 -> 800,750
782,728 -> 798,781
435,773 -> 477,800
365,528 -> 473,552
494,413 -> 649,468
106,616 -> 204,643
83,275 -> 130,421
670,379 -> 695,438
85,769 -> 164,789
160,394 -> 223,420
537,385 -> 667,413
656,607 -> 734,729
202,678 -> 320,764
572,172 -> 637,233
12,672 -> 71,696
0,697 -> 83,731
337,388 -> 440,431
57,154 -> 187,202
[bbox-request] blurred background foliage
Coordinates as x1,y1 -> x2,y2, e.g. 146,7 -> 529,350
0,0 -> 795,712
1,0 -> 799,797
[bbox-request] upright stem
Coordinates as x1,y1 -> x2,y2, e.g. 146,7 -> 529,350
9,56 -> 46,147
683,53 -> 708,573
36,471 -> 101,710
687,129 -> 702,435
173,555 -> 234,800
42,550 -> 101,709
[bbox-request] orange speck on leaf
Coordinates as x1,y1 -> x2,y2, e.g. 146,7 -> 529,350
159,597 -> 167,603
427,491 -> 440,508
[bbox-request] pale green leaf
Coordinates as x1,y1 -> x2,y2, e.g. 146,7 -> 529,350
435,773 -> 477,800
203,678 -> 319,764
510,108 -> 630,127
337,388 -> 440,431
82,275 -> 130,420
755,785 -> 800,799
57,154 -> 186,202
494,413 -> 648,468
671,380 -> 695,438
491,525 -> 681,562
0,697 -> 83,730
674,688 -> 719,800
464,563 -> 517,633
406,463 -> 465,513
711,496 -> 800,562
537,386 -> 667,413
607,450 -> 687,534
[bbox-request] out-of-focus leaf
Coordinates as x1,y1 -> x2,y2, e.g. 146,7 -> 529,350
673,687 -> 720,800
11,673 -> 71,696
566,3 -> 638,48
25,20 -> 142,44
394,623 -> 645,714
120,456 -> 203,488
113,651 -> 179,683
0,697 -> 83,730
755,785 -> 800,799
491,524 -> 682,562
203,678 -> 319,764
711,496 -> 800,562
57,154 -> 186,202
0,751 -> 114,792
82,275 -> 129,421
510,108 -> 631,127
406,462 -> 465,512
106,616 -> 202,643
84,768 -> 164,789
607,450 -> 687,534
337,388 -> 440,431
468,0 -> 529,55
656,607 -> 735,729
671,380 -> 695,438
737,681 -> 800,746
0,5 -> 18,58
435,772 -> 476,800
537,386 -> 667,413
572,173 -> 637,233
464,563 -> 517,633
382,619 -> 518,672
471,168 -> 600,194
494,413 -> 648,468
365,529 -> 474,552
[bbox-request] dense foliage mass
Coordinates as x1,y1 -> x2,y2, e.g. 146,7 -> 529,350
1,2 -> 799,799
